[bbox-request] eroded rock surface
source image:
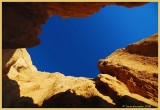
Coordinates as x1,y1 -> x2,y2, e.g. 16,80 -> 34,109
2,2 -> 147,48
126,34 -> 158,57
2,47 -> 157,108
2,2 -> 158,108
98,34 -> 158,102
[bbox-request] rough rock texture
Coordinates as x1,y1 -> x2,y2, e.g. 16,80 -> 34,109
98,34 -> 158,103
126,34 -> 158,57
2,2 -> 157,108
2,2 -> 147,49
2,48 -> 157,108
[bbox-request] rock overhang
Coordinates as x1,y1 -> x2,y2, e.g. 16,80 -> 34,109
2,2 -> 148,49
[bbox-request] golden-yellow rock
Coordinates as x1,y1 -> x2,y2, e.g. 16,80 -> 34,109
2,44 -> 157,107
98,34 -> 158,102
2,2 -> 157,108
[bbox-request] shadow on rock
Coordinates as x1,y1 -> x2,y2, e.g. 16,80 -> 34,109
42,89 -> 115,108
117,95 -> 157,108
93,78 -> 157,108
2,74 -> 39,108
2,49 -> 16,74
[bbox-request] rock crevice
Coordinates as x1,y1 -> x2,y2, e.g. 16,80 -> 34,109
2,34 -> 158,107
98,34 -> 158,102
2,2 -> 158,108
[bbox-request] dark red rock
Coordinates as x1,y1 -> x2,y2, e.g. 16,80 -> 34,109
2,2 -> 147,49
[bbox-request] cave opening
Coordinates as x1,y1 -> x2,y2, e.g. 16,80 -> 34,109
27,2 -> 158,78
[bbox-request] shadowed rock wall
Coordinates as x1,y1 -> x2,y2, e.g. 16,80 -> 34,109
2,34 -> 158,108
2,2 -> 147,48
2,2 -> 158,108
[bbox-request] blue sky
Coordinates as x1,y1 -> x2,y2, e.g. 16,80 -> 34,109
27,2 -> 158,78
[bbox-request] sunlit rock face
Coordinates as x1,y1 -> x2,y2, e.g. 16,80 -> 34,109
98,34 -> 158,102
2,2 -> 147,49
2,2 -> 158,108
2,34 -> 158,108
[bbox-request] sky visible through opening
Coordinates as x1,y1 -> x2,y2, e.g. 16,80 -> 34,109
27,2 -> 158,78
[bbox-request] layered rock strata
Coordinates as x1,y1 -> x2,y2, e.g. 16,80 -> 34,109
98,34 -> 158,102
2,2 -> 158,108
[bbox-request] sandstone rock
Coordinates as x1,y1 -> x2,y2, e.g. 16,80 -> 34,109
98,34 -> 158,102
95,74 -> 157,107
2,2 -> 147,49
47,2 -> 147,18
2,49 -> 37,74
126,34 -> 158,57
2,2 -> 158,108
2,48 -> 157,108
